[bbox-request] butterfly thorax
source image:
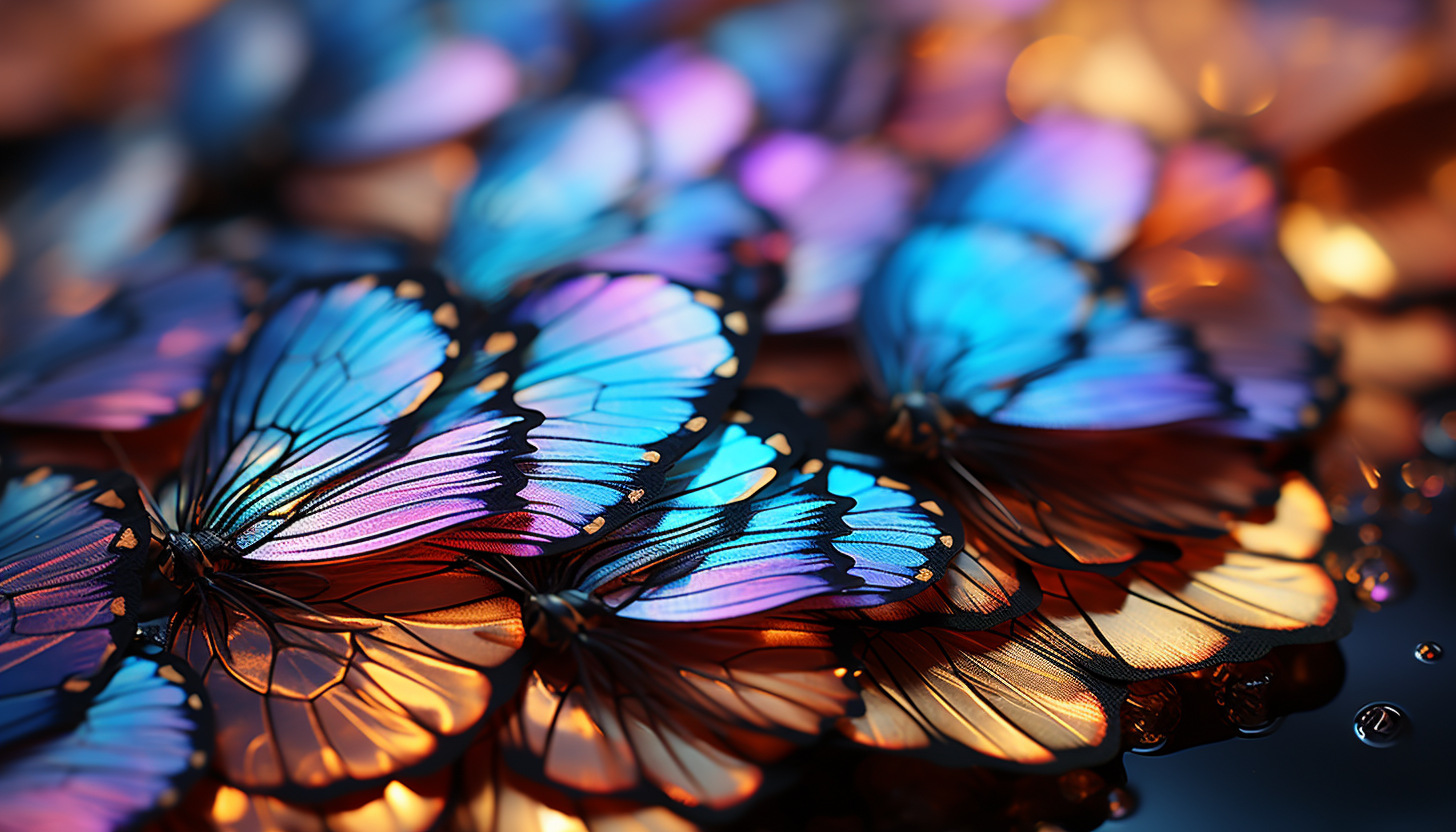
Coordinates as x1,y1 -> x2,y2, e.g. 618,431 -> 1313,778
886,391 -> 959,456
523,589 -> 603,649
160,530 -> 232,586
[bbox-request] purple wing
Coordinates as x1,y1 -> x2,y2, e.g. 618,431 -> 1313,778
0,264 -> 244,430
0,467 -> 149,745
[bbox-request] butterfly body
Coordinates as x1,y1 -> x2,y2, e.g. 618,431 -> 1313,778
522,589 -> 603,649
884,391 -> 958,458
161,530 -> 233,584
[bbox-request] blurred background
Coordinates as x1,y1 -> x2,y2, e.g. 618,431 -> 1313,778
2,0 -> 1454,829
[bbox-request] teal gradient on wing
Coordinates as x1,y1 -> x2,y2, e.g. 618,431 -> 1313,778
929,112 -> 1155,260
0,469 -> 146,746
861,224 -> 1230,429
486,273 -> 752,555
0,655 -> 210,832
177,274 -> 455,557
439,97 -> 646,305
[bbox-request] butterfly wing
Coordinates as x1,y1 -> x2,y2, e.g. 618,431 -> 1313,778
439,97 -> 648,305
504,613 -> 857,811
457,739 -> 699,832
439,272 -> 760,558
927,112 -> 1156,261
0,263 -> 244,430
168,546 -> 525,800
170,770 -> 452,832
0,467 -> 149,745
840,624 -> 1123,771
0,652 -> 213,832
861,224 -> 1234,431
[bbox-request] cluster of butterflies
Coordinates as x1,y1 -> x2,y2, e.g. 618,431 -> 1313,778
0,2 -> 1350,831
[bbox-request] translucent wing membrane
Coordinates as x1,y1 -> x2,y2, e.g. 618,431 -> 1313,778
171,771 -> 453,832
844,544 -> 1042,631
841,625 -> 1123,771
861,224 -> 1233,430
168,549 -> 525,799
952,426 -> 1277,570
0,652 -> 213,832
0,467 -> 149,745
928,112 -> 1156,261
1024,545 -> 1345,681
0,264 -> 243,430
503,614 -> 857,811
457,741 -> 699,832
441,273 -> 760,557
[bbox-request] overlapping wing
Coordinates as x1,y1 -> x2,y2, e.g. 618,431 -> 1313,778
168,548 -> 526,800
441,273 -> 760,557
0,264 -> 244,430
861,224 -> 1234,431
0,652 -> 213,832
840,625 -> 1122,771
503,614 -> 857,810
0,467 -> 149,745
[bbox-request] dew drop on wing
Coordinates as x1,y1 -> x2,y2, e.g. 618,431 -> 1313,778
1414,642 -> 1443,663
1353,702 -> 1408,747
1107,787 -> 1136,820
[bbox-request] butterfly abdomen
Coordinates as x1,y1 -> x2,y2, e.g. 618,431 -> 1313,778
160,530 -> 233,585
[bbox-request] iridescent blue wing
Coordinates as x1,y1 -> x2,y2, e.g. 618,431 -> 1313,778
446,0 -> 576,92
570,394 -> 959,621
0,467 -> 149,746
172,270 -> 525,562
581,177 -> 784,307
0,263 -> 244,430
861,223 -> 1236,430
0,652 -> 212,832
437,272 -> 761,557
927,112 -> 1156,261
439,97 -> 648,305
841,623 -> 1124,772
708,0 -> 857,131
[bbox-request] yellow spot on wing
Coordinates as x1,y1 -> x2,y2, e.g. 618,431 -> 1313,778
802,459 -> 824,475
583,517 -> 606,534
63,677 -> 90,693
110,597 -> 126,616
484,331 -> 517,355
642,450 -> 662,463
179,389 -> 204,409
433,302 -> 459,328
919,500 -> 944,516
939,535 -> 954,547
395,279 -> 425,299
915,568 -> 935,581
158,789 -> 179,809
187,694 -> 203,710
729,469 -> 778,503
398,371 -> 444,417
159,665 -> 187,685
115,529 -> 139,550
628,489 -> 645,503
766,433 -> 792,455
693,290 -> 724,309
475,371 -> 510,394
727,410 -> 753,424
686,416 -> 708,432
714,357 -> 739,377
71,479 -> 97,492
876,476 -> 911,491
354,274 -> 379,291
22,467 -> 52,487
724,310 -> 749,335
446,340 -> 460,358
189,750 -> 208,769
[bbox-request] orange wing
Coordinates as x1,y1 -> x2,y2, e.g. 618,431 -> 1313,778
169,549 -> 526,801
501,614 -> 858,811
953,425 -> 1277,570
840,625 -> 1122,770
836,543 -> 1041,629
166,773 -> 451,832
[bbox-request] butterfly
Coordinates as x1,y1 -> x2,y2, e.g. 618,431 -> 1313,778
153,268 -> 760,801
860,112 -> 1297,572
838,474 -> 1346,770
0,465 -> 151,746
0,650 -> 214,832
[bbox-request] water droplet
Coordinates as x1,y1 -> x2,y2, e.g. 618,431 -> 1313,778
1353,702 -> 1407,747
1415,642 -> 1443,663
1107,787 -> 1136,820
1121,678 -> 1180,752
1236,716 -> 1285,738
